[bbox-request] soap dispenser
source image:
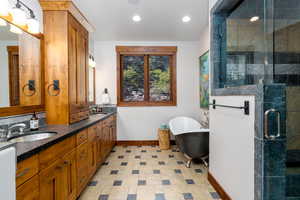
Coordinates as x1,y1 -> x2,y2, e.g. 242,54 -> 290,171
101,88 -> 111,105
30,112 -> 39,131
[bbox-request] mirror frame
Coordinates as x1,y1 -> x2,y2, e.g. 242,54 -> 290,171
0,16 -> 45,117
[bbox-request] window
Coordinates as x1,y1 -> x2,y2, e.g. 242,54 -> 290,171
116,46 -> 177,106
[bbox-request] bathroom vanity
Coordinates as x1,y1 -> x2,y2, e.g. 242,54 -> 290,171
15,113 -> 116,200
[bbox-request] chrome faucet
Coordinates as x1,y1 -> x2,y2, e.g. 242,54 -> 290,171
7,123 -> 26,138
0,128 -> 7,141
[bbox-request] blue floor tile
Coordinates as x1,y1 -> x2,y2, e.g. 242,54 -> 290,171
113,180 -> 122,186
162,180 -> 171,185
183,193 -> 193,200
127,194 -> 137,200
210,192 -> 220,199
195,169 -> 203,173
185,179 -> 195,184
99,194 -> 109,200
88,180 -> 98,186
110,170 -> 118,175
138,180 -> 146,185
158,161 -> 165,165
140,162 -> 146,165
155,193 -> 166,200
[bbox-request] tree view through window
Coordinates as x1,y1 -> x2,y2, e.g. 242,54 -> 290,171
117,46 -> 177,106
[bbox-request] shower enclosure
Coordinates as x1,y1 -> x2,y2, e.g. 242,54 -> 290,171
211,0 -> 300,199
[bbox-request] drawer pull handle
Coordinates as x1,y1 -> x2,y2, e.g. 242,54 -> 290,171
55,165 -> 63,170
16,168 -> 30,178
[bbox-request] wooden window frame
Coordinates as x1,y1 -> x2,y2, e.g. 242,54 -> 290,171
116,46 -> 177,107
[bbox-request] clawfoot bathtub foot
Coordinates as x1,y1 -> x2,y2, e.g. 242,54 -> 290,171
184,153 -> 192,168
201,155 -> 209,167
186,159 -> 192,168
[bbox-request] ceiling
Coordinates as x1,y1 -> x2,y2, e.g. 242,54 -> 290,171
73,0 -> 209,41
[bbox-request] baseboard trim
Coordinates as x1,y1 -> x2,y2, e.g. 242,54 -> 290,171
116,140 -> 158,146
208,172 -> 232,200
116,140 -> 176,146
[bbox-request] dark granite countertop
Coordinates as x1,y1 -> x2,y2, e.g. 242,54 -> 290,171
15,112 -> 116,162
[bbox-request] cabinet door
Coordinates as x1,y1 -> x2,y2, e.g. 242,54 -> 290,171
68,15 -> 78,114
68,14 -> 89,119
76,142 -> 89,195
96,123 -> 103,165
40,160 -> 64,200
76,30 -> 88,106
17,175 -> 40,200
61,150 -> 77,200
102,125 -> 109,158
88,141 -> 97,177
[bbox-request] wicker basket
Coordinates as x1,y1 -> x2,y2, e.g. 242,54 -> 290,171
158,129 -> 170,150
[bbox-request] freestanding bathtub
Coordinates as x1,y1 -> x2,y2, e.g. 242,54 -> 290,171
169,117 -> 209,168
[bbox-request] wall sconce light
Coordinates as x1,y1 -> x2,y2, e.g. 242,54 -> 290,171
11,2 -> 27,26
89,55 -> 96,68
4,0 -> 40,34
27,11 -> 39,34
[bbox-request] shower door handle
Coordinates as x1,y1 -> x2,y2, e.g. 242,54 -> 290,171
264,109 -> 281,140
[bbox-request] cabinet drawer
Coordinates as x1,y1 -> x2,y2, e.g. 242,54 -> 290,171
70,111 -> 89,124
76,129 -> 88,145
76,142 -> 89,171
39,136 -> 76,170
16,175 -> 39,200
16,155 -> 39,187
88,125 -> 97,142
76,142 -> 89,195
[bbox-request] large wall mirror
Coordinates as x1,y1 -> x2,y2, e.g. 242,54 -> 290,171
88,67 -> 95,104
0,17 -> 44,117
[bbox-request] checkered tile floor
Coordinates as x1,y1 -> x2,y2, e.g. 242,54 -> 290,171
79,145 -> 220,200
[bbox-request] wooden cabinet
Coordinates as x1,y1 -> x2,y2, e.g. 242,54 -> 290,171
16,175 -> 40,200
39,159 -> 64,200
16,114 -> 117,200
61,150 -> 77,200
41,1 -> 89,125
100,115 -> 117,160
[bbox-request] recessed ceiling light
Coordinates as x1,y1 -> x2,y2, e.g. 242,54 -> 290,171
250,16 -> 259,22
132,15 -> 141,22
182,16 -> 191,23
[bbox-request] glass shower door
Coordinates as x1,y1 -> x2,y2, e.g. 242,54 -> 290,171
272,0 -> 300,199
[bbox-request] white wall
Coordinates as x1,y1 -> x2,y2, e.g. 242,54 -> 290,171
0,41 -> 18,107
209,96 -> 255,200
95,41 -> 202,140
208,0 -> 255,199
